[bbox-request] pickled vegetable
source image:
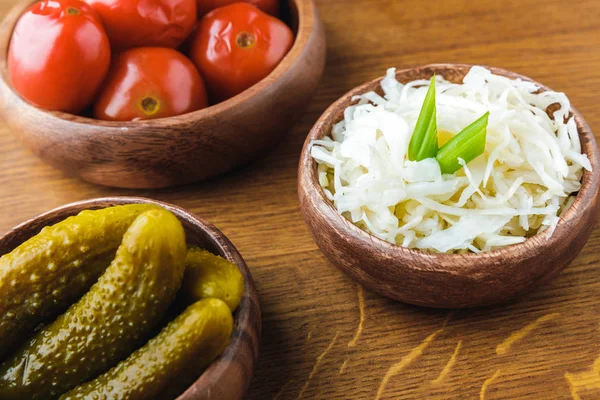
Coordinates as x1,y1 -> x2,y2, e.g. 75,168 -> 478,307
60,298 -> 233,400
181,247 -> 244,311
0,208 -> 187,399
0,204 -> 157,358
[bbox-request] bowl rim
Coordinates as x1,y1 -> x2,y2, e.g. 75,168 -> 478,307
0,196 -> 261,399
0,0 -> 316,127
299,63 -> 600,265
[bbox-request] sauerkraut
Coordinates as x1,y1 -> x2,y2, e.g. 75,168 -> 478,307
310,66 -> 591,253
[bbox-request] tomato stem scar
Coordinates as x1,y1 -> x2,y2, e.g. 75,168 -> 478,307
236,32 -> 255,48
66,7 -> 80,15
140,97 -> 160,116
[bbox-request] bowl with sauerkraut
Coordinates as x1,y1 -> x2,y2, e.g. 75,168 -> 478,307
298,64 -> 600,308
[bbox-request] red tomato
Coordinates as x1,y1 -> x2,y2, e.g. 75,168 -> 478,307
189,3 -> 294,102
197,0 -> 279,17
83,0 -> 196,50
94,47 -> 208,121
8,0 -> 110,114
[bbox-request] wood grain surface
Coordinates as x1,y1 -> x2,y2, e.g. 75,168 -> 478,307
0,0 -> 599,399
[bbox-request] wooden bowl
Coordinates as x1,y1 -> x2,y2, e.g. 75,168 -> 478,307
0,0 -> 326,189
298,64 -> 600,309
0,197 -> 261,400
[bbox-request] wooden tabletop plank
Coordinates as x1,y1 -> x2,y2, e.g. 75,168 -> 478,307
1,0 -> 599,398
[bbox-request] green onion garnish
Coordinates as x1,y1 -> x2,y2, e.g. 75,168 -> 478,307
436,112 -> 489,174
408,77 -> 438,161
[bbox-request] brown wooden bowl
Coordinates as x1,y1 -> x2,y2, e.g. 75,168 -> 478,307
298,63 -> 600,309
0,0 -> 326,189
0,197 -> 261,399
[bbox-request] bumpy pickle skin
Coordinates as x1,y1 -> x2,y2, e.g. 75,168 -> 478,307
0,207 -> 187,399
60,298 -> 233,400
0,204 -> 158,358
180,247 -> 245,311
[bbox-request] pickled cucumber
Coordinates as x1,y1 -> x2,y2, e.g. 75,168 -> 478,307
0,208 -> 187,399
180,247 -> 245,311
0,204 -> 158,358
60,298 -> 233,400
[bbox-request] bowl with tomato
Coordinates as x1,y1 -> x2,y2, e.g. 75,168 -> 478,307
0,0 -> 326,188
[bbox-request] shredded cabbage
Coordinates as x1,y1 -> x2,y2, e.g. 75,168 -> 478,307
311,66 -> 590,253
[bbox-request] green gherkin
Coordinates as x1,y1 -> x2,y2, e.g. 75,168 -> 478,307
180,247 -> 245,311
0,207 -> 187,399
0,204 -> 158,359
60,298 -> 233,400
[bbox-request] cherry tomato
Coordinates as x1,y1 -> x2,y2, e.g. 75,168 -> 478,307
197,0 -> 279,17
83,0 -> 196,50
8,0 -> 110,114
189,3 -> 294,102
94,47 -> 208,121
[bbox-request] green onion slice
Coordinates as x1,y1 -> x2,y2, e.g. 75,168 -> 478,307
408,77 -> 438,161
436,112 -> 489,174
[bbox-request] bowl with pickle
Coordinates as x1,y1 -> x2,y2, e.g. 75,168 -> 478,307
0,0 -> 326,188
0,197 -> 260,400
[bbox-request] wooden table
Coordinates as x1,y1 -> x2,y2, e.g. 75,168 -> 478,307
1,0 -> 599,398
